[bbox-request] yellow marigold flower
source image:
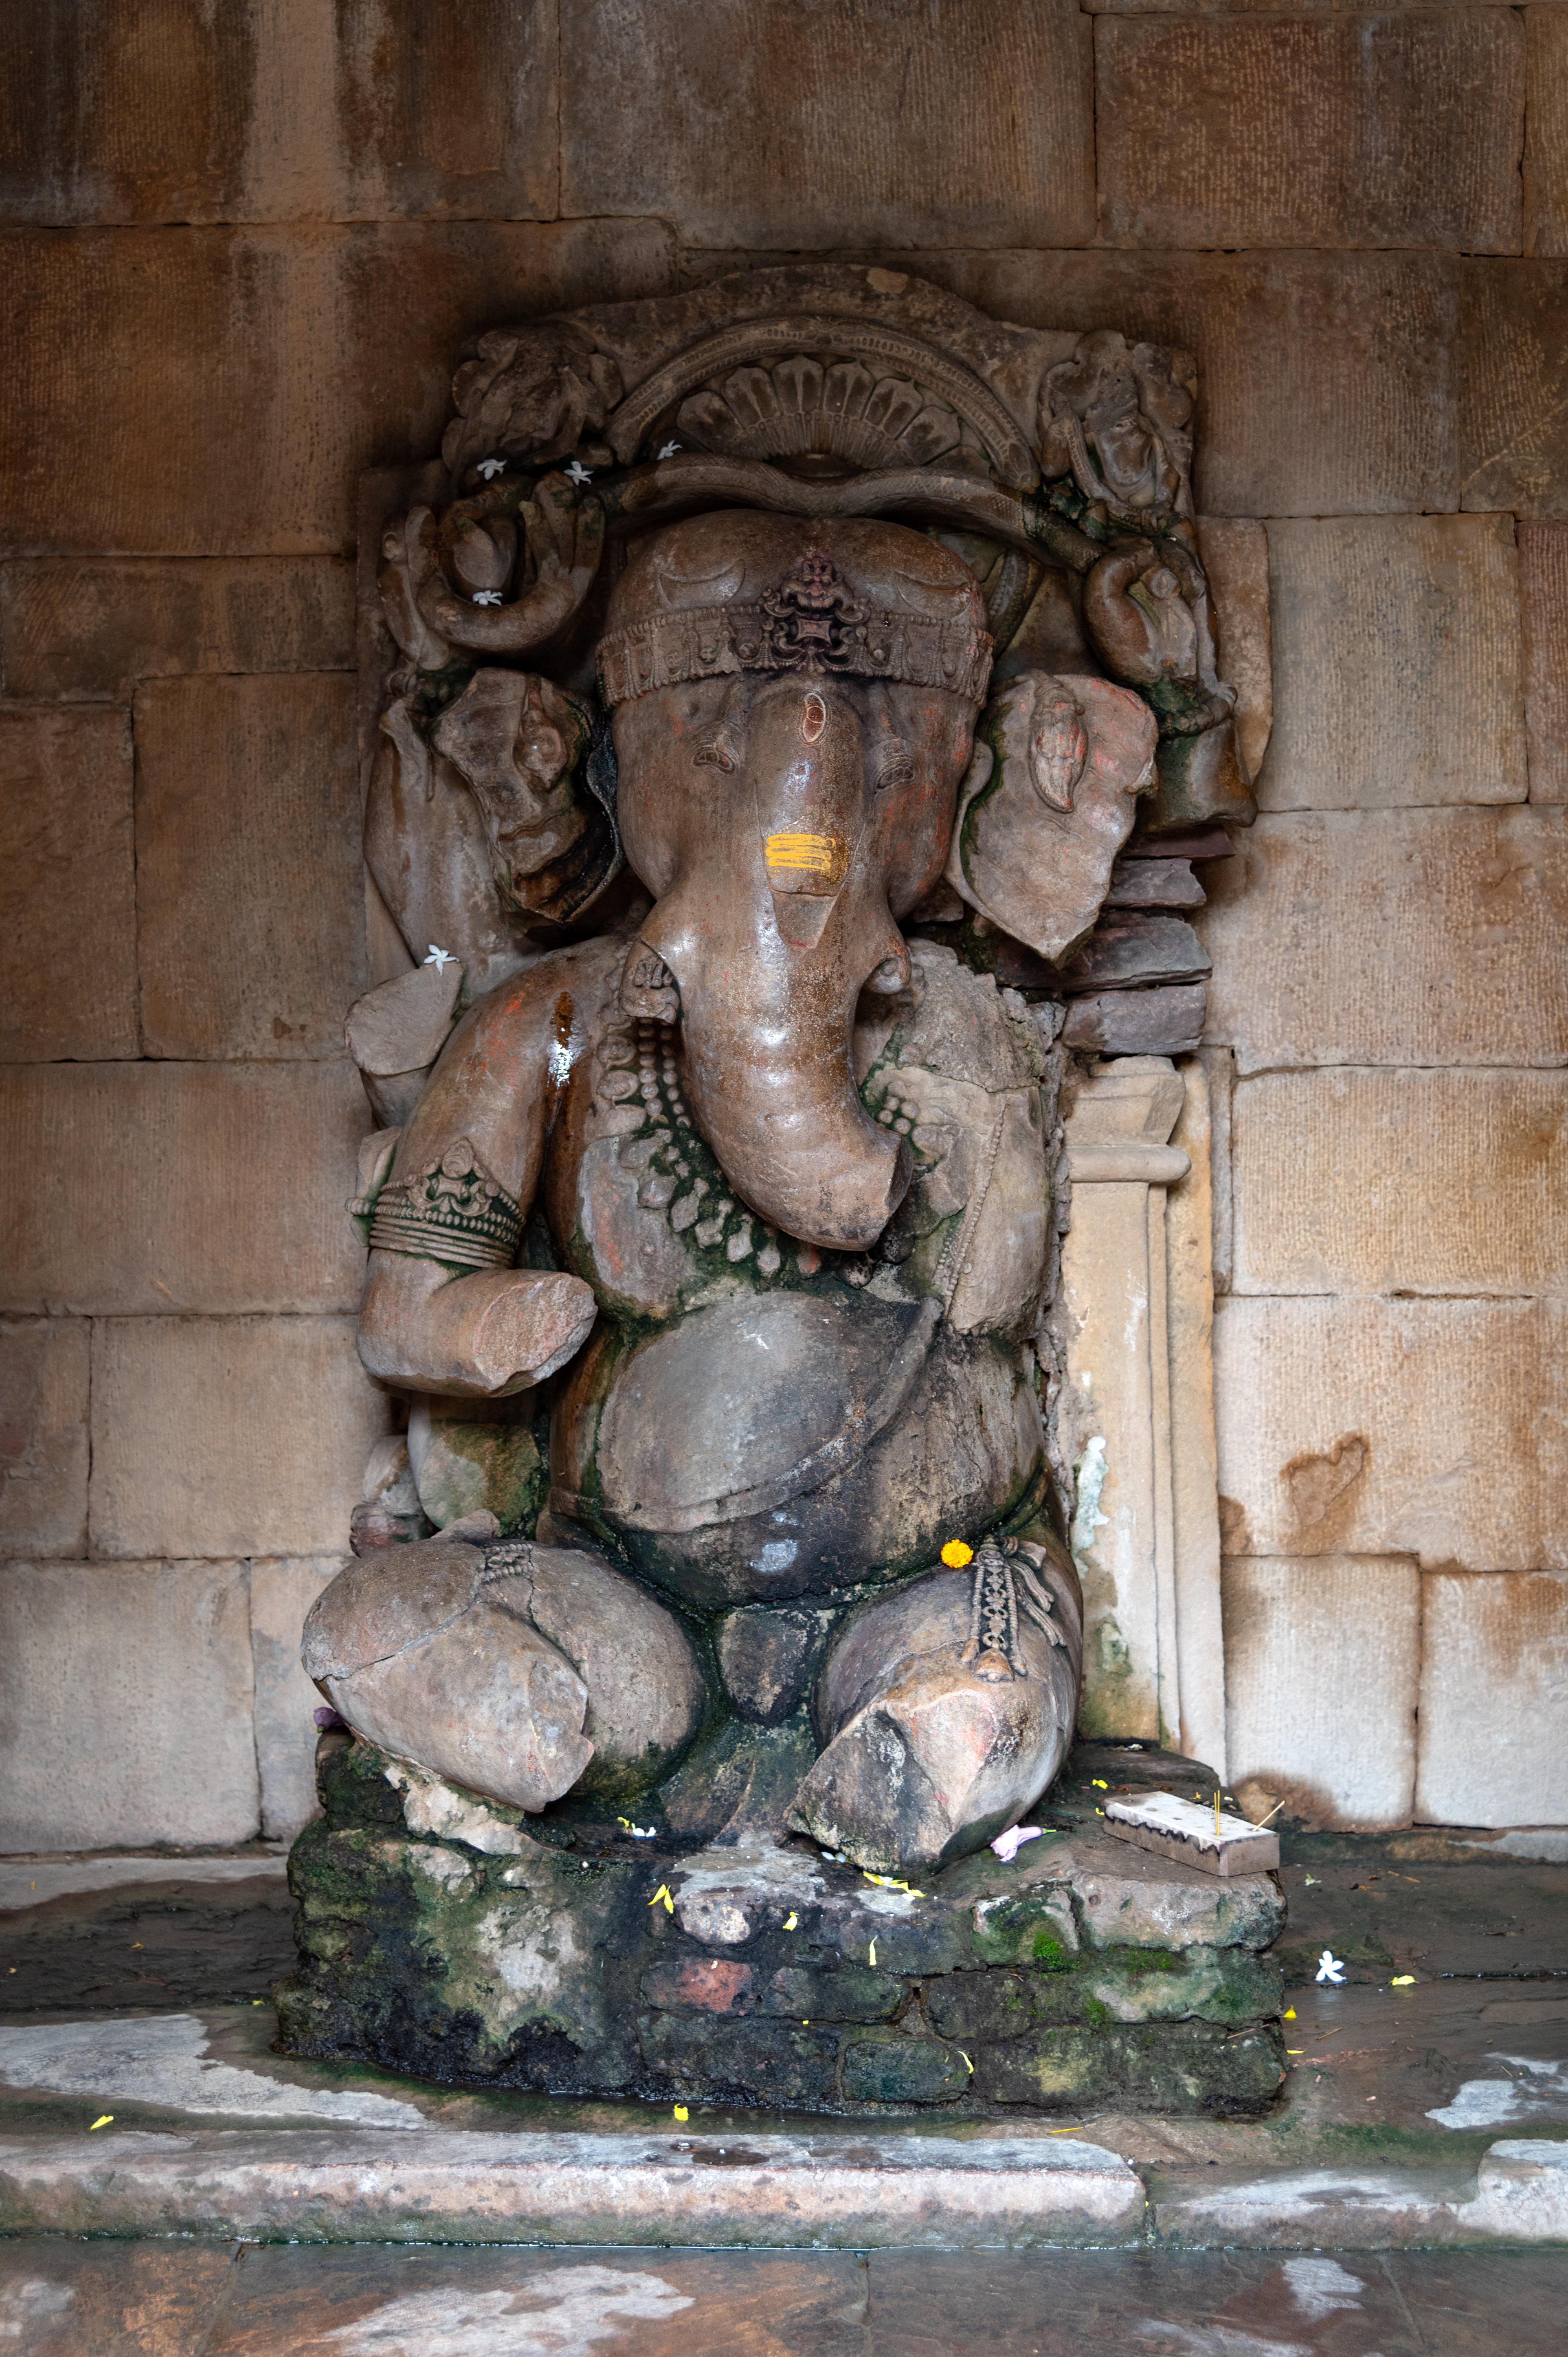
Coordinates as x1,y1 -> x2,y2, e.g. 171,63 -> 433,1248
941,1539 -> 974,1568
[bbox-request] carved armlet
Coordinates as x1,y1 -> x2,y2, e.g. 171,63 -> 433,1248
360,1140 -> 524,1273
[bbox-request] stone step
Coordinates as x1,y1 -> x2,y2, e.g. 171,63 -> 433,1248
1,2123 -> 1564,2250
0,1851 -> 294,2015
0,2124 -> 1143,2247
0,1854 -> 290,1912
1153,2142 -> 1568,2249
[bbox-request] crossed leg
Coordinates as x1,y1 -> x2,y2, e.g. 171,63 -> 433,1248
787,1537 -> 1083,1874
303,1528 -> 705,1812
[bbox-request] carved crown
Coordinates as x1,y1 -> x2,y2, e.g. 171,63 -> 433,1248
358,264 -> 1257,996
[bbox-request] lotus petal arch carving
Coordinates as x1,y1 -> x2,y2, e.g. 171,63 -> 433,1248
605,312 -> 1039,488
676,354 -> 964,475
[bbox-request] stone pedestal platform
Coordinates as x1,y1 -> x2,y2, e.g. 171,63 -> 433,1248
277,1739 -> 1288,2117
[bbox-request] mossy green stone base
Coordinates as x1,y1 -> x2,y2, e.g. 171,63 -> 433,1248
276,1738 -> 1289,2117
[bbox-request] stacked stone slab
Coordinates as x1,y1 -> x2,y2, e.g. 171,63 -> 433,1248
279,1739 -> 1286,2116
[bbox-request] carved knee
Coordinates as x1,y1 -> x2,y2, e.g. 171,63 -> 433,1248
520,1542 -> 707,1799
303,1532 -> 705,1813
787,1543 -> 1081,1874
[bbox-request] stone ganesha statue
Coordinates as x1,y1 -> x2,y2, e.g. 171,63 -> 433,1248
302,270 -> 1240,1878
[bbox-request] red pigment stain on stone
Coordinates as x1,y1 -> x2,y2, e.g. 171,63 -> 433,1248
641,1959 -> 755,2015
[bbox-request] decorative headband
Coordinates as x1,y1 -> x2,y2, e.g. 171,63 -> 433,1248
596,548 -> 993,709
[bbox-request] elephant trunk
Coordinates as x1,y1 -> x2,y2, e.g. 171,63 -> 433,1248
635,679 -> 912,1253
655,922 -> 911,1252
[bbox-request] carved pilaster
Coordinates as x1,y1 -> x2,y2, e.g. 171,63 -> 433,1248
1057,1055 -> 1226,1774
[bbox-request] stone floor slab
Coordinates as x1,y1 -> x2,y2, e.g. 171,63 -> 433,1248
205,2244 -> 869,2355
0,1855 -> 288,1913
1153,2139 -> 1568,2250
0,1885 -> 295,2018
866,2247 -> 1568,2355
1376,2249 -> 1568,2356
1274,1851 -> 1568,1985
4,2237 -> 1567,2355
0,2014 -> 425,2130
0,2237 -> 239,2357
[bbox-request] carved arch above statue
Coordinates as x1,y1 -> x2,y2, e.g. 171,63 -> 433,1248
600,312 -> 1039,486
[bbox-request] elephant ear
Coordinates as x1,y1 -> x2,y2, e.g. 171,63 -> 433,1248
945,671 -> 1158,965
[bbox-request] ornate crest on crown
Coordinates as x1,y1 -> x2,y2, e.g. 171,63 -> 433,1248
596,548 -> 992,708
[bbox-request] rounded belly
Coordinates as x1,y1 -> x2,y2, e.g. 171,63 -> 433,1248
551,1290 -> 1044,1607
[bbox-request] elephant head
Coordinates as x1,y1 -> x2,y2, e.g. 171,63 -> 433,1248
599,512 -> 993,1252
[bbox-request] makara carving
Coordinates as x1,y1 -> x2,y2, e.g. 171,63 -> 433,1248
307,267 -> 1252,1879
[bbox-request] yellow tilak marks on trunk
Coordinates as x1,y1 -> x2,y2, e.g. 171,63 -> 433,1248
765,831 -> 840,875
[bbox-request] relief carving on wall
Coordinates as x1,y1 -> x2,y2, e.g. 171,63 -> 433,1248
312,266 -> 1257,1882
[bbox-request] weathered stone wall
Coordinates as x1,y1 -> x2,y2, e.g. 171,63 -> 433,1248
2,0 -> 1562,1847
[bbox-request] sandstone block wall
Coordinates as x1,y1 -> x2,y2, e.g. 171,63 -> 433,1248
1,0 -> 1561,1847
